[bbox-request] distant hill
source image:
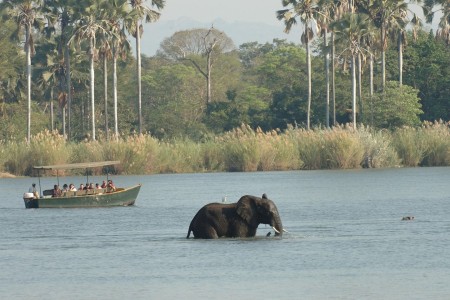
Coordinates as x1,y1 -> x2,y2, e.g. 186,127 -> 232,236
140,17 -> 302,56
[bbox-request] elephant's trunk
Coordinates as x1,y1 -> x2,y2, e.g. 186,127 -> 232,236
271,213 -> 283,237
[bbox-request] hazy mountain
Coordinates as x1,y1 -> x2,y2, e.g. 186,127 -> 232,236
140,17 -> 302,56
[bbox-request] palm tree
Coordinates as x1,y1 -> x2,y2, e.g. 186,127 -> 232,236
1,0 -> 44,143
360,0 -> 408,90
316,0 -> 352,127
126,0 -> 164,135
278,0 -> 319,130
70,0 -> 112,141
42,0 -> 78,138
109,5 -> 130,140
332,12 -> 370,129
423,0 -> 450,45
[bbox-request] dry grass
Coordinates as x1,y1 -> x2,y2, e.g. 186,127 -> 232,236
1,122 -> 448,176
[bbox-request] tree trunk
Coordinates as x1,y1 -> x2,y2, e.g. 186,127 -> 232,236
324,28 -> 330,128
206,52 -> 212,105
351,54 -> 357,130
90,37 -> 96,141
62,107 -> 66,137
136,22 -> 142,135
357,53 -> 363,121
369,53 -> 374,126
26,24 -> 31,143
65,44 -> 72,140
104,55 -> 108,141
331,32 -> 336,126
381,26 -> 386,91
50,87 -> 54,131
306,28 -> 312,130
113,53 -> 118,140
398,32 -> 403,87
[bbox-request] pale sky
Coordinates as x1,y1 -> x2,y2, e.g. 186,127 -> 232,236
160,0 -> 283,25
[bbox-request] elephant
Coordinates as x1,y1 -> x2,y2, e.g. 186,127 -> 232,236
186,194 -> 284,239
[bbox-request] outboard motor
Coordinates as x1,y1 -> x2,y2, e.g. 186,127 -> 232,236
23,192 -> 38,208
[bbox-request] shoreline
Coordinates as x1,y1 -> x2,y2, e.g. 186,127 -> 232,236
0,172 -> 16,178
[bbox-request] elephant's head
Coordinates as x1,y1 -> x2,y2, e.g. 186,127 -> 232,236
236,194 -> 284,236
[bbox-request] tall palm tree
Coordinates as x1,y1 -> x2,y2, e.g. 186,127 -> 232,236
42,0 -> 78,138
317,0 -> 333,128
126,0 -> 164,135
109,4 -> 130,140
316,0 -> 351,127
70,0 -> 112,141
360,0 -> 408,90
1,0 -> 44,143
278,0 -> 319,130
332,12 -> 370,129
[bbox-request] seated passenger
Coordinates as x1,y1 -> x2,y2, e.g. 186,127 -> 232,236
107,180 -> 116,192
62,184 -> 69,192
79,184 -> 84,191
52,185 -> 62,197
69,184 -> 77,191
101,180 -> 107,188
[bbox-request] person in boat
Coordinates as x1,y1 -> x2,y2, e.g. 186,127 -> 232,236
95,183 -> 101,189
101,180 -> 107,188
89,183 -> 95,189
62,184 -> 69,192
107,180 -> 116,192
29,183 -> 39,198
84,183 -> 89,190
52,185 -> 62,197
79,183 -> 84,191
69,184 -> 77,191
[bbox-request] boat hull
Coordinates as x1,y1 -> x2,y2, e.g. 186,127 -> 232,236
23,185 -> 141,208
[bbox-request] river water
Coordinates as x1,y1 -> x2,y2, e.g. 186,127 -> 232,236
0,167 -> 449,299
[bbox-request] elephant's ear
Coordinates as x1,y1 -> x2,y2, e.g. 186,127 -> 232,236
236,195 -> 255,224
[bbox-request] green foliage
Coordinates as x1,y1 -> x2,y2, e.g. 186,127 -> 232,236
1,125 -> 449,176
365,81 -> 423,129
391,32 -> 450,121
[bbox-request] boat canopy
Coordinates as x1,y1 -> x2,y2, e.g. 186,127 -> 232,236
33,161 -> 121,170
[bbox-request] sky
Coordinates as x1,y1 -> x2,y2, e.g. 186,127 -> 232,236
140,0 -> 438,56
159,0 -> 284,26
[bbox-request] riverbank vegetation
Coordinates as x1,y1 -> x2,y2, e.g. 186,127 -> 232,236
1,121 -> 448,176
0,1 -> 448,176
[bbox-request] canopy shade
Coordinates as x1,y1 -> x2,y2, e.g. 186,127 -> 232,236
33,161 -> 121,170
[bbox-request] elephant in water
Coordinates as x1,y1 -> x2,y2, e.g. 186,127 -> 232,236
186,194 -> 284,239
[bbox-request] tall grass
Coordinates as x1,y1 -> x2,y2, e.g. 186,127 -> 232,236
392,121 -> 450,167
1,122 -> 448,176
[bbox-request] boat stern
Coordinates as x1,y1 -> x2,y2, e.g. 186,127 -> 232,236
23,192 -> 38,208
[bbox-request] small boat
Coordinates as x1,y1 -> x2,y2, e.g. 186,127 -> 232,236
23,161 -> 141,208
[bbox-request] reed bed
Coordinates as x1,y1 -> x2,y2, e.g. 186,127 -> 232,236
1,122 -> 448,176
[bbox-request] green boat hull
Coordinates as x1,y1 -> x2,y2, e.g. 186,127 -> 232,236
24,185 -> 141,208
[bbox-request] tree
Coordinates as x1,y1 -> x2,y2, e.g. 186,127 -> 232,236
158,27 -> 235,106
423,0 -> 450,45
109,3 -> 130,140
367,81 -> 423,128
70,0 -> 112,141
0,15 -> 23,108
332,12 -> 370,129
126,0 -> 164,135
360,0 -> 408,90
1,0 -> 44,143
277,0 -> 319,130
141,63 -> 205,138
